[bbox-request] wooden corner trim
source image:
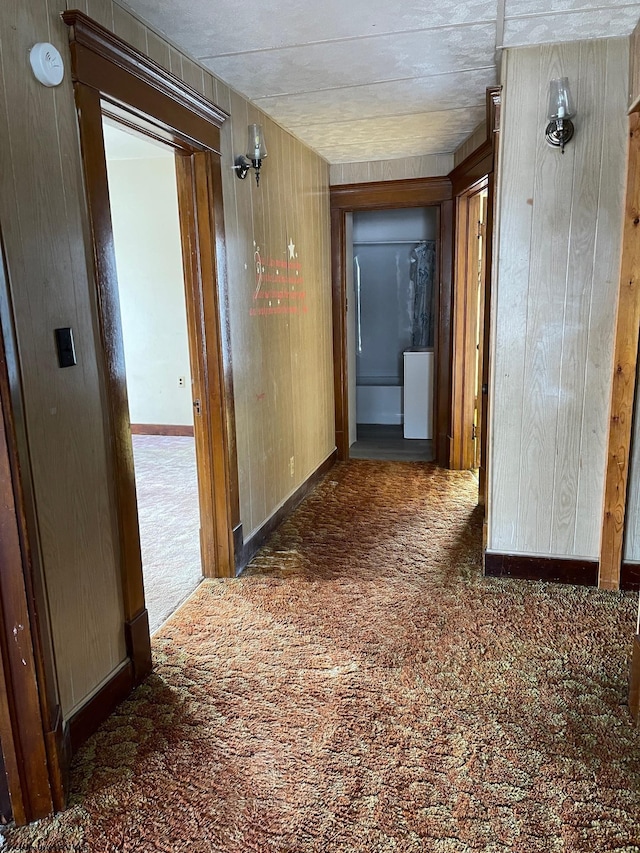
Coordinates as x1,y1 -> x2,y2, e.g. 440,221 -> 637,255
236,450 -> 338,573
62,10 -> 228,128
67,662 -> 134,753
484,552 -> 599,586
125,609 -> 152,685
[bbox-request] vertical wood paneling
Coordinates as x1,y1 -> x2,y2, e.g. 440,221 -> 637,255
576,39 -> 628,555
1,0 -> 333,718
490,48 -> 541,552
454,123 -> 488,167
489,38 -> 628,560
329,154 -> 454,185
0,0 -> 125,714
519,43 -> 578,554
144,28 -> 170,71
111,3 -> 147,54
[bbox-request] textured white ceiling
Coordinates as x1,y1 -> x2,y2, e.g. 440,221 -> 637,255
120,0 -> 640,164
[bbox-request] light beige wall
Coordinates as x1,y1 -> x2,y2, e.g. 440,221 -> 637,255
0,0 -> 333,715
489,38 -> 628,560
330,154 -> 453,185
106,155 -> 193,427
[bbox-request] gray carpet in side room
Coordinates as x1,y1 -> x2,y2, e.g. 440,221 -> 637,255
132,434 -> 202,633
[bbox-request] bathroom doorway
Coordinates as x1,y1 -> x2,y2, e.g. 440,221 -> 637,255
348,207 -> 437,461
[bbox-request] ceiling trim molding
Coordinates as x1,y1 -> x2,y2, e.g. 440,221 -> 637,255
62,10 -> 229,131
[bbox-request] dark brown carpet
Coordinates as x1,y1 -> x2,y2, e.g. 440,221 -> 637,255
6,461 -> 640,852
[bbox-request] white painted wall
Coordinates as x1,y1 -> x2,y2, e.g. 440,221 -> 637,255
104,140 -> 193,426
489,38 -> 628,560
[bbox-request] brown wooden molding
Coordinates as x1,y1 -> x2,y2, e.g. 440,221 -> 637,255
449,142 -> 493,196
330,177 -> 452,211
67,662 -> 134,753
629,635 -> 640,722
484,552 -> 599,586
236,450 -> 337,573
130,423 -> 194,437
62,11 -> 228,133
124,610 -> 152,685
621,562 -> 640,591
599,111 -> 640,590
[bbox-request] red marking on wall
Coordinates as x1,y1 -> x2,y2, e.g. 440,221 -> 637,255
251,254 -> 307,318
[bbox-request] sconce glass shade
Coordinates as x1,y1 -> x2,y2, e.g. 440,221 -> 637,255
247,124 -> 267,162
545,77 -> 575,152
547,77 -> 575,121
234,124 -> 268,185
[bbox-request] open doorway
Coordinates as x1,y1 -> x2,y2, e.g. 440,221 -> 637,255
348,207 -> 437,461
102,120 -> 202,634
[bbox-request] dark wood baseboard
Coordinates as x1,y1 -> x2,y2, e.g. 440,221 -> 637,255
130,423 -> 194,437
629,635 -> 640,722
621,562 -> 640,591
484,552 -> 598,586
67,661 -> 134,753
125,609 -> 152,684
236,449 -> 338,574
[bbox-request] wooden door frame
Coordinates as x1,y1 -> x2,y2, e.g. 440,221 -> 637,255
450,179 -> 488,471
331,178 -> 454,465
63,13 -> 241,689
0,229 -> 65,823
599,108 -> 640,591
448,88 -> 501,510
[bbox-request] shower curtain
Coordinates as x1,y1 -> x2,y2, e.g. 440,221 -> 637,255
410,240 -> 436,348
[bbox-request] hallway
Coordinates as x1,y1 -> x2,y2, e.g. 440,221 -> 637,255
6,460 -> 640,851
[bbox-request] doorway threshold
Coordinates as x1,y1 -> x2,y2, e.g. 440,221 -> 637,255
350,424 -> 434,462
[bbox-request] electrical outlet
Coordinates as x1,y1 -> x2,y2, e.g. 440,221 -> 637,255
178,376 -> 186,388
289,456 -> 295,478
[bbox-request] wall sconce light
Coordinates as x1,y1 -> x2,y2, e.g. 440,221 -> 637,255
545,77 -> 575,153
234,123 -> 268,186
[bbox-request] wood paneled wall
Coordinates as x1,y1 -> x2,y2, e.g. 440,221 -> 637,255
0,0 -> 333,715
489,38 -> 628,561
330,154 -> 454,186
453,122 -> 488,168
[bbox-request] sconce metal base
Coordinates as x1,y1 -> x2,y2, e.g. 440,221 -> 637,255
234,155 -> 251,180
545,118 -> 574,153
